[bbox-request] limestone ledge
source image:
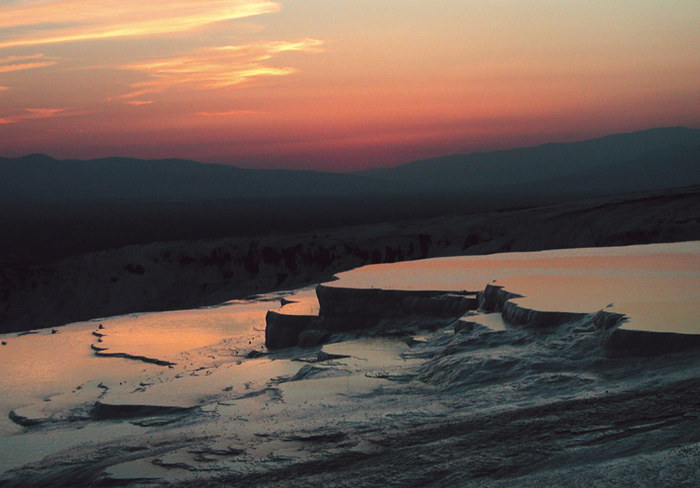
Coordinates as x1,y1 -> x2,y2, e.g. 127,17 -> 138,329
265,285 -> 478,349
266,282 -> 700,356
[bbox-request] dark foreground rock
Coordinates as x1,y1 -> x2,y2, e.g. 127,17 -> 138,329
90,402 -> 194,421
266,285 -> 478,349
266,266 -> 700,356
2,185 -> 700,334
604,327 -> 700,356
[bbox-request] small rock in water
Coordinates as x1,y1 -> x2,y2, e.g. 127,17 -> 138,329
288,364 -> 325,382
316,351 -> 350,362
1,341 -> 6,346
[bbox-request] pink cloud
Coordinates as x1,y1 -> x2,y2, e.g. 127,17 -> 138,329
119,38 -> 325,99
0,107 -> 74,124
0,1 -> 280,49
195,110 -> 259,117
0,54 -> 55,73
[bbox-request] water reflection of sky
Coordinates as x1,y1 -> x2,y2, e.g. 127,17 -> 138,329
0,242 -> 698,477
329,242 -> 700,334
0,291 -> 306,435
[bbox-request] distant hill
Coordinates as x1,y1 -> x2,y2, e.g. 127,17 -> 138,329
504,144 -> 700,199
360,127 -> 700,195
0,155 -> 404,202
0,127 -> 698,202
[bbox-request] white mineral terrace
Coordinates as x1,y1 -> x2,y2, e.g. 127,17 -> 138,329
0,242 -> 698,484
327,241 -> 700,335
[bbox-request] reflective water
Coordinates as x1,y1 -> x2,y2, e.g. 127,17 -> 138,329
331,241 -> 700,333
0,243 -> 698,482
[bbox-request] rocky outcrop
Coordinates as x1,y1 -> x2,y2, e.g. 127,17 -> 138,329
478,284 -> 521,312
2,185 -> 699,334
593,308 -> 700,356
267,279 -> 700,357
265,285 -> 478,349
265,311 -> 322,349
0,232 -> 440,334
481,284 -> 700,354
603,327 -> 700,356
479,284 -> 587,328
8,410 -> 44,427
90,401 -> 194,420
501,300 -> 588,328
317,285 -> 477,319
593,310 -> 626,330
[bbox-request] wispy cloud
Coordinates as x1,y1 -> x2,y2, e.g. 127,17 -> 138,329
23,108 -> 66,119
0,54 -> 46,63
119,38 -> 325,98
126,100 -> 153,106
0,107 -> 73,124
0,53 -> 55,73
0,1 -> 280,49
196,110 -> 259,117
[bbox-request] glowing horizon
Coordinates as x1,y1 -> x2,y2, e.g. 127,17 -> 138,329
0,1 -> 698,171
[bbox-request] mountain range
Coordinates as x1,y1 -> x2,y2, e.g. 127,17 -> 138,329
1,127 -> 699,203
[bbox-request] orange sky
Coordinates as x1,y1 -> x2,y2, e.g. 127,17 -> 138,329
0,1 -> 698,170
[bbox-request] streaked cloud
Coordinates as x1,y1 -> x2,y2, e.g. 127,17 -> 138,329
196,110 -> 259,117
0,53 -> 55,73
119,38 -> 325,98
0,107 -> 73,124
0,1 -> 280,49
24,108 -> 66,119
0,54 -> 46,63
126,100 -> 154,106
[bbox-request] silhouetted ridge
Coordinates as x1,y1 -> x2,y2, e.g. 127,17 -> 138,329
0,154 -> 405,202
360,127 -> 700,192
1,127 -> 698,202
15,153 -> 57,163
494,143 -> 700,199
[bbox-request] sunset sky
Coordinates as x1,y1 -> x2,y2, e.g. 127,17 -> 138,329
0,1 -> 698,171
